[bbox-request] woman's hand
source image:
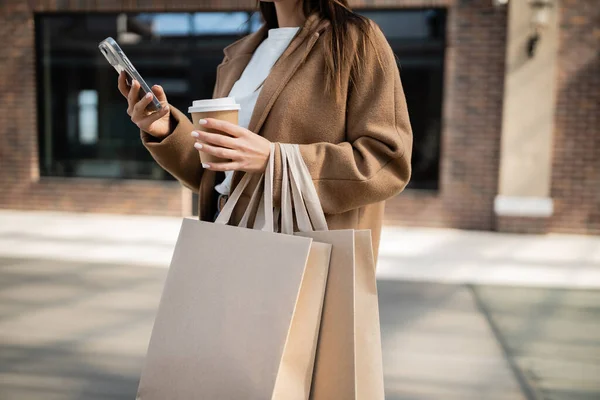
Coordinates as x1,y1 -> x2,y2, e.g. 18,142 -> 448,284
118,72 -> 171,138
191,118 -> 271,173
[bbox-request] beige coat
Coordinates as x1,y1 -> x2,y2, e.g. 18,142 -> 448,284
141,14 -> 413,256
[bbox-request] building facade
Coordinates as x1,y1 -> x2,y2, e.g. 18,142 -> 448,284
0,0 -> 598,235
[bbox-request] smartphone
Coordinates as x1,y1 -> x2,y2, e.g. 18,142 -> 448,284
99,37 -> 162,112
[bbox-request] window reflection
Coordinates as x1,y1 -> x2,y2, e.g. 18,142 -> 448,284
147,13 -> 191,36
193,12 -> 250,35
134,12 -> 252,36
78,90 -> 98,145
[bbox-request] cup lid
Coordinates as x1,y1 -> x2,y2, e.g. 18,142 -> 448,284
188,97 -> 240,113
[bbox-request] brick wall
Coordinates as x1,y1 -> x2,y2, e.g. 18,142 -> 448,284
385,0 -> 508,230
549,0 -> 600,234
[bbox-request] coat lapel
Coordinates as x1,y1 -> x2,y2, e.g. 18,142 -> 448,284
214,14 -> 330,194
213,55 -> 252,99
215,14 -> 329,134
247,14 -> 327,135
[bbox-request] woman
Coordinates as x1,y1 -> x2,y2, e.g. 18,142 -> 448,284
118,0 -> 412,257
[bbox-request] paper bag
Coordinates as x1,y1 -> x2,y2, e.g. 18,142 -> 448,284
136,145 -> 331,400
279,144 -> 385,400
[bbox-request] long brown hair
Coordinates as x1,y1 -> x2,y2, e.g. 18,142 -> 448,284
258,0 -> 379,96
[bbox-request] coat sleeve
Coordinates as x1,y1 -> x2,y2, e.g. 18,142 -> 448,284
274,25 -> 412,215
140,105 -> 203,192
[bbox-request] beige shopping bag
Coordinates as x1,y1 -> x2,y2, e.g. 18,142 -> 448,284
278,144 -> 385,400
136,145 -> 331,400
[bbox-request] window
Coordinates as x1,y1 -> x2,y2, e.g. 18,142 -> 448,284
36,10 -> 445,188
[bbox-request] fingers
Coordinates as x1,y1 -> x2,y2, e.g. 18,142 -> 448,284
192,130 -> 237,149
126,80 -> 141,115
194,142 -> 239,161
200,118 -> 245,138
132,92 -> 155,117
202,161 -> 242,172
133,105 -> 170,129
151,84 -> 168,103
118,72 -> 129,98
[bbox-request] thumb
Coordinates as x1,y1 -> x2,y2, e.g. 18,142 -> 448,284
151,84 -> 167,103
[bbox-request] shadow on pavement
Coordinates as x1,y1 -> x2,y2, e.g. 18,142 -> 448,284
1,257 -> 598,399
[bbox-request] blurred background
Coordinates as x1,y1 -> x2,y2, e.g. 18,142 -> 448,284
0,0 -> 599,399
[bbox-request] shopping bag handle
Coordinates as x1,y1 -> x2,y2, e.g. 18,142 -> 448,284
216,142 -> 328,234
280,144 -> 312,233
279,143 -> 328,232
253,143 -> 328,234
288,145 -> 328,231
249,141 -> 274,231
279,143 -> 293,234
215,143 -> 275,232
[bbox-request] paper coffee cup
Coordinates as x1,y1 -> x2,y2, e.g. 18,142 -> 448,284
189,97 -> 241,165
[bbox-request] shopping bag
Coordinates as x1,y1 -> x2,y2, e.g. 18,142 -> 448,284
136,145 -> 331,400
278,144 -> 385,400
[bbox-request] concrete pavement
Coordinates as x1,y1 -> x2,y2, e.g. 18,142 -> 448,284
1,210 -> 600,288
0,210 -> 599,399
0,257 -> 527,399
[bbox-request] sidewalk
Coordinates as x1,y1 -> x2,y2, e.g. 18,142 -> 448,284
1,209 -> 599,399
1,210 -> 599,288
